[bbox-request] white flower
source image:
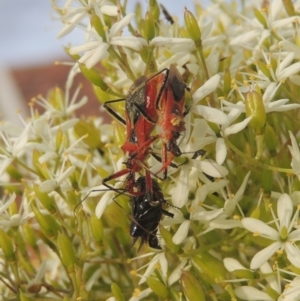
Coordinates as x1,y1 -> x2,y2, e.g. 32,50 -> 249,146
69,13 -> 144,69
208,172 -> 251,230
229,0 -> 286,50
39,166 -> 76,193
192,74 -> 221,105
242,193 -> 300,269
235,286 -> 275,301
169,118 -> 228,208
0,193 -> 34,231
279,276 -> 300,301
56,0 -> 118,38
224,259 -> 281,300
191,75 -> 254,164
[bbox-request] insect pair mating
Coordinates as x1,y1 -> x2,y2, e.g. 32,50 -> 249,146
98,64 -> 189,249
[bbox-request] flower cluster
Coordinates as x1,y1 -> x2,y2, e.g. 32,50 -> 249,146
0,0 -> 300,300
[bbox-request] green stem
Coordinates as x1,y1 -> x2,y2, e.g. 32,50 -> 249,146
281,84 -> 300,104
108,47 -> 135,81
195,41 -> 216,106
196,40 -> 210,81
226,139 -> 293,174
70,270 -> 80,299
16,158 -> 39,175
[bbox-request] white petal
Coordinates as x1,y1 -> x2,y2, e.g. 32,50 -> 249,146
285,242 -> 300,268
110,36 -> 147,51
223,116 -> 252,137
202,35 -> 226,47
277,62 -> 300,80
224,198 -> 237,216
223,258 -> 247,272
192,74 -> 220,103
150,37 -> 194,46
51,119 -> 79,134
38,152 -> 58,164
269,0 -> 283,22
235,172 -> 251,203
257,29 -> 271,47
172,220 -> 191,245
289,75 -> 300,86
280,277 -> 300,301
235,286 -> 274,301
192,159 -> 228,177
225,105 -> 243,128
39,179 -> 57,193
216,138 -> 227,165
260,262 -> 281,294
57,166 -> 76,184
230,29 -> 261,45
263,82 -> 278,103
272,16 -> 300,29
193,106 -> 227,124
277,194 -> 293,229
277,52 -> 295,75
265,99 -> 300,112
109,13 -> 135,38
159,253 -> 168,279
242,218 -> 279,239
0,158 -> 13,176
222,100 -> 245,112
57,12 -> 86,38
168,259 -> 189,286
83,44 -> 110,69
192,208 -> 223,221
279,40 -> 300,59
291,158 -> 300,177
12,122 -> 31,156
100,5 -> 118,16
95,191 -> 114,218
250,242 -> 281,269
0,193 -> 16,215
288,229 -> 300,241
135,288 -> 153,300
289,131 -> 300,162
172,165 -> 190,208
138,254 -> 160,284
201,21 -> 213,40
70,41 -> 101,54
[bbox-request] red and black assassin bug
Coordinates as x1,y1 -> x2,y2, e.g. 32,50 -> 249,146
124,64 -> 189,179
102,69 -> 169,198
130,176 -> 174,249
139,64 -> 188,179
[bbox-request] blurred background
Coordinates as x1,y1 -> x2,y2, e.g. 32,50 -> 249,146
0,0 -> 197,124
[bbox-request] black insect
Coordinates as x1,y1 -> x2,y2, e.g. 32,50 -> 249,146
130,176 -> 174,249
160,4 -> 174,24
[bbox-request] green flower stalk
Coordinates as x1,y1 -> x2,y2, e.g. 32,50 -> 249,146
282,0 -> 295,16
146,277 -> 169,299
181,271 -> 205,301
245,88 -> 266,134
33,184 -> 56,213
144,11 -> 155,41
0,229 -> 15,262
32,205 -> 61,238
90,215 -> 104,245
111,283 -> 126,301
184,8 -> 201,42
57,233 -> 77,271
